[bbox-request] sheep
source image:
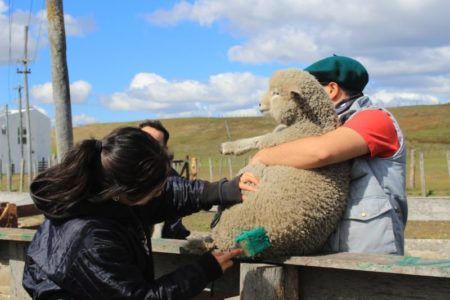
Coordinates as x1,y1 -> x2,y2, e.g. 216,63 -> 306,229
210,68 -> 351,257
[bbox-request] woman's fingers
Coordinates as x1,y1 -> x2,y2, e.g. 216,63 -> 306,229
212,249 -> 243,272
239,172 -> 259,193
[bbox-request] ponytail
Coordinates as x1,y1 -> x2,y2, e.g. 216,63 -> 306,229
31,138 -> 104,215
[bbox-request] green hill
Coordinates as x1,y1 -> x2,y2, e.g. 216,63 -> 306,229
64,103 -> 450,196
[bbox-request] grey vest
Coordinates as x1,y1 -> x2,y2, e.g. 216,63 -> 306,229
326,96 -> 408,255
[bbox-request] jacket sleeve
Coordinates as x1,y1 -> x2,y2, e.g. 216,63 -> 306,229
61,232 -> 223,300
144,175 -> 242,223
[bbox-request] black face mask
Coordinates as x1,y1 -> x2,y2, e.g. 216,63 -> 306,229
335,93 -> 363,115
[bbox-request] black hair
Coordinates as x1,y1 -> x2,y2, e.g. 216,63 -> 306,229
138,120 -> 170,146
320,82 -> 362,97
32,127 -> 171,215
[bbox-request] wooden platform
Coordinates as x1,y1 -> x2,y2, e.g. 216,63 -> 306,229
0,228 -> 449,299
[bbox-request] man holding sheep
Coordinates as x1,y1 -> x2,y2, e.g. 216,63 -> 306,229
251,55 -> 407,255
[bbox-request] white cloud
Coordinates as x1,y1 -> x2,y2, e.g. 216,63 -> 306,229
63,14 -> 96,37
146,0 -> 450,107
0,3 -> 95,64
69,81 -> 92,103
73,113 -> 97,127
148,1 -> 450,64
31,82 -> 53,104
32,80 -> 92,104
102,72 -> 268,117
372,90 -> 440,106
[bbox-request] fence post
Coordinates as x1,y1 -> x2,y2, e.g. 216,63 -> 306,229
190,157 -> 197,180
409,149 -> 415,188
228,157 -> 233,178
240,263 -> 299,300
447,151 -> 450,180
208,158 -> 213,181
6,162 -> 11,192
19,159 -> 25,193
419,152 -> 426,197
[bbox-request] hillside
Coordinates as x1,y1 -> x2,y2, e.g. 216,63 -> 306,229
70,103 -> 450,148
64,103 -> 450,195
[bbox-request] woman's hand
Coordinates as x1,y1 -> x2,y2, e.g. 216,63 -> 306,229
239,172 -> 259,201
212,249 -> 243,272
239,172 -> 259,192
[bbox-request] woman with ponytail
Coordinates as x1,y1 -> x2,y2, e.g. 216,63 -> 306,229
23,126 -> 255,300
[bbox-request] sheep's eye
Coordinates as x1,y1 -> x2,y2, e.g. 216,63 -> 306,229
272,90 -> 280,96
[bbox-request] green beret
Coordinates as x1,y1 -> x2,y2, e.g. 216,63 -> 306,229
305,55 -> 369,91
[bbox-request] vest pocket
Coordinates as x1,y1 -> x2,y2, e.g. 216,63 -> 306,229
337,197 -> 398,254
344,196 -> 392,220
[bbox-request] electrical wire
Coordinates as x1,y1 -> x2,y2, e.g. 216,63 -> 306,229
31,0 -> 45,64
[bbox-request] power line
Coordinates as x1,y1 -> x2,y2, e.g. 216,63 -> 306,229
31,0 -> 45,64
7,0 -> 14,106
27,0 -> 34,27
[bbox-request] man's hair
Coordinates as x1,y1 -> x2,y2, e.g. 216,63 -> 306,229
138,120 -> 170,146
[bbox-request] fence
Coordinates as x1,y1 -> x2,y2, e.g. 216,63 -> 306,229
185,151 -> 450,195
0,156 -> 56,193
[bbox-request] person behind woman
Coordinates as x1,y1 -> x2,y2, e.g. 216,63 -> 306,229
23,126 -> 256,299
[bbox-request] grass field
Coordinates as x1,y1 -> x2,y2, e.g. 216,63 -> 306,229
1,103 -> 449,195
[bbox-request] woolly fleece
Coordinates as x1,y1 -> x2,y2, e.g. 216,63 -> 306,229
212,69 -> 351,257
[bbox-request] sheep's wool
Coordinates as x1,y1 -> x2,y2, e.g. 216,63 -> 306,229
212,69 -> 351,257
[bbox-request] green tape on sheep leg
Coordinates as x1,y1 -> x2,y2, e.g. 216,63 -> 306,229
235,227 -> 271,257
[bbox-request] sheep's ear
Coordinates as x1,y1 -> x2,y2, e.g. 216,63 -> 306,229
290,90 -> 303,105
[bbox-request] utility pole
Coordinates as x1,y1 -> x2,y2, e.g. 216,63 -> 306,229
5,105 -> 12,191
14,85 -> 24,158
17,26 -> 33,186
46,0 -> 73,161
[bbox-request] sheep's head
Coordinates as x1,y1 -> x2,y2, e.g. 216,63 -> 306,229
260,69 -> 338,129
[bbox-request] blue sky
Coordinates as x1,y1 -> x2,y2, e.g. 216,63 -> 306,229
1,0 -> 449,126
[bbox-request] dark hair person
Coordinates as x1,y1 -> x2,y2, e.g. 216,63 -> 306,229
23,127 -> 246,299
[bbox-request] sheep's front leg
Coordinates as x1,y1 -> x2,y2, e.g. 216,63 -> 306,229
220,136 -> 265,155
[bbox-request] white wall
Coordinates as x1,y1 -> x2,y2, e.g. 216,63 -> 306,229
0,108 -> 51,174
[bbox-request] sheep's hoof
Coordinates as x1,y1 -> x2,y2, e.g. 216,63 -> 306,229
220,142 -> 235,155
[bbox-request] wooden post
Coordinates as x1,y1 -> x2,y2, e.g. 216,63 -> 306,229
9,241 -> 31,299
19,159 -> 25,193
228,157 -> 233,178
419,152 -> 426,197
447,151 -> 450,180
218,158 -> 223,178
190,157 -> 197,180
239,263 -> 299,300
208,158 -> 213,181
409,148 -> 415,188
46,0 -> 74,162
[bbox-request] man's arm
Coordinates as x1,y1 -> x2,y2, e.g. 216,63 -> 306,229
250,127 -> 369,169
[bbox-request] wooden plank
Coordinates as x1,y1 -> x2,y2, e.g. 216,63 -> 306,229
0,227 -> 449,260
405,239 -> 450,259
297,266 -> 450,300
274,252 -> 450,278
408,197 -> 450,221
0,228 -> 35,242
1,193 -> 449,220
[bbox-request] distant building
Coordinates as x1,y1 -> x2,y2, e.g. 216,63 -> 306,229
0,108 -> 51,174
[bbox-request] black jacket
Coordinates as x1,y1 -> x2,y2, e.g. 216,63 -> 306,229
23,175 -> 241,300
